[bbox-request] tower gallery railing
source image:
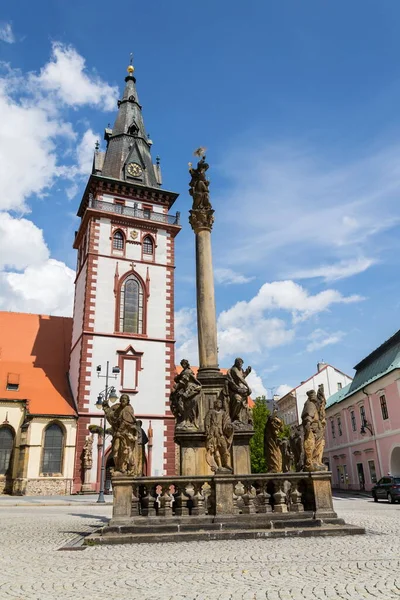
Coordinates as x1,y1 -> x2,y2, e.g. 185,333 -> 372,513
89,197 -> 180,225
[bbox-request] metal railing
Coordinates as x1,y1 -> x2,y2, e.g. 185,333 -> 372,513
89,197 -> 180,225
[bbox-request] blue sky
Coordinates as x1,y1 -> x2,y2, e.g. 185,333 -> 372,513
1,1 -> 400,397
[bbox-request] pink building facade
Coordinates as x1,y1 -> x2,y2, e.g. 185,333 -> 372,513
324,330 -> 400,492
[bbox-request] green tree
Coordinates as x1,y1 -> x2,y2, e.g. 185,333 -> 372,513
249,396 -> 270,473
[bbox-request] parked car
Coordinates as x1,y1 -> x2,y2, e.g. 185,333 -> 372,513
372,476 -> 400,503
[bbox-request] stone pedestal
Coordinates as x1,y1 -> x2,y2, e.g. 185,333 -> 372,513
232,430 -> 253,475
311,471 -> 335,516
177,431 -> 212,476
81,468 -> 93,493
111,475 -> 133,520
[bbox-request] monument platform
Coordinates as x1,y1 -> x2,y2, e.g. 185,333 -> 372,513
85,471 -> 365,545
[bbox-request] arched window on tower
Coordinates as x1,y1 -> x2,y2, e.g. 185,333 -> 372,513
41,423 -> 64,475
142,235 -> 154,256
0,427 -> 14,475
119,275 -> 144,334
113,230 -> 124,251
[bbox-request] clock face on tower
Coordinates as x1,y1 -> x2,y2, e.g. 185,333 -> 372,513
127,162 -> 143,177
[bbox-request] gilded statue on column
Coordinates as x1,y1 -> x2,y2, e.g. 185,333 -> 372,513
103,393 -> 138,475
301,385 -> 328,472
170,359 -> 202,431
204,395 -> 234,473
226,358 -> 253,429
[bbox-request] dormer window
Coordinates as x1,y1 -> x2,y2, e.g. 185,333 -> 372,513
6,373 -> 19,392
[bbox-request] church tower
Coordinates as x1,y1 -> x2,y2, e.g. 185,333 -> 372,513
69,61 -> 181,492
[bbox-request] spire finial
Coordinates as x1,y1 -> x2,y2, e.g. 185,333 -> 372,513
127,52 -> 134,75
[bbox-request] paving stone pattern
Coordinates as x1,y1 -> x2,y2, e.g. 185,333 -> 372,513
0,497 -> 399,600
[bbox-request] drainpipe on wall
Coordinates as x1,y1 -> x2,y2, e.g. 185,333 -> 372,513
363,386 -> 384,479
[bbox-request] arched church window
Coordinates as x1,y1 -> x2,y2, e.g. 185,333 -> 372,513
0,427 -> 14,475
42,423 -> 64,474
143,236 -> 154,255
113,230 -> 124,251
119,275 -> 144,334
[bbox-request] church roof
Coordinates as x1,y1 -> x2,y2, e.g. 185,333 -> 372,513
0,312 -> 76,417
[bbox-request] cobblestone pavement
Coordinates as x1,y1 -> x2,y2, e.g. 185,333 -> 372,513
0,496 -> 399,600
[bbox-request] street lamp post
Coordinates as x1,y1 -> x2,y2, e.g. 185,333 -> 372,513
95,361 -> 120,503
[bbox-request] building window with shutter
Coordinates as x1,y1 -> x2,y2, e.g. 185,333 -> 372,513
380,395 -> 389,420
350,410 -> 356,432
331,420 -> 335,439
337,416 -> 342,436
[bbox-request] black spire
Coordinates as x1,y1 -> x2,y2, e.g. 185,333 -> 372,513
98,60 -> 161,188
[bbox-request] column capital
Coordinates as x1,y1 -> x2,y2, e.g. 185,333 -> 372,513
189,208 -> 215,233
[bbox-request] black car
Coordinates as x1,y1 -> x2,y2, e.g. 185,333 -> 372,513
372,476 -> 400,503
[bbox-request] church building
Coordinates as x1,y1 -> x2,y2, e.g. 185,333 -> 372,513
0,62 -> 181,495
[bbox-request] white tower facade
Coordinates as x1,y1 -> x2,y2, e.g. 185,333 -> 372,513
69,64 -> 181,492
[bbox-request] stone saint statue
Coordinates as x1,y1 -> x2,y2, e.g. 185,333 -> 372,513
170,359 -> 202,431
133,420 -> 148,477
226,358 -> 253,429
279,436 -> 293,473
301,387 -> 328,472
264,410 -> 284,473
188,154 -> 211,211
103,393 -> 137,475
204,396 -> 234,473
290,425 -> 304,472
82,435 -> 93,470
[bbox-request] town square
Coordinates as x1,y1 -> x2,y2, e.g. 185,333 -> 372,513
1,1 -> 400,598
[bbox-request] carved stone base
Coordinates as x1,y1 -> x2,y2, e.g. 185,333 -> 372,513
232,430 -> 254,475
176,431 -> 212,476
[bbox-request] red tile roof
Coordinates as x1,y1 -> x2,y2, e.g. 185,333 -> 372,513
0,312 -> 76,416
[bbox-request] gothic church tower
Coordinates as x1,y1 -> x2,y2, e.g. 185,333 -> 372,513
69,62 -> 181,492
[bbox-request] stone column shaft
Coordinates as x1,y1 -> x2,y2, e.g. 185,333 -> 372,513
195,228 -> 218,369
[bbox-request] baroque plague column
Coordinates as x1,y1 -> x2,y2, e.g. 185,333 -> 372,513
174,150 -> 254,476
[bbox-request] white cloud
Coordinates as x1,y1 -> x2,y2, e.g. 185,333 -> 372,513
175,308 -> 198,365
217,317 -> 294,359
247,369 -> 268,398
0,23 -> 15,44
0,76 -> 74,212
0,258 -> 75,316
290,257 -> 377,282
218,280 -> 363,327
0,213 -> 49,269
275,384 -> 293,397
214,268 -> 255,285
35,42 -> 118,110
306,329 -> 346,353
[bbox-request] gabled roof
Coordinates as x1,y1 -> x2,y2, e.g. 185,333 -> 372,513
0,312 -> 76,416
276,363 -> 353,403
326,329 -> 400,408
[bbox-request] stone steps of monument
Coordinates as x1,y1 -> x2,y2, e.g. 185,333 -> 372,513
103,516 -> 346,536
85,522 -> 365,545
